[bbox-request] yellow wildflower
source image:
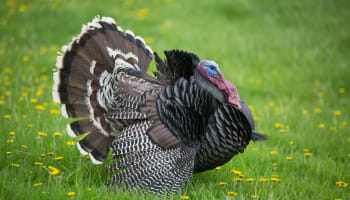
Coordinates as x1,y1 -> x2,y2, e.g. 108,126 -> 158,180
304,152 -> 312,157
339,88 -> 345,94
252,147 -> 257,151
41,154 -> 45,157
67,141 -> 75,146
318,123 -> 325,128
341,121 -> 347,127
0,100 -> 4,105
289,141 -> 294,145
137,8 -> 149,20
246,178 -> 254,182
8,132 -> 15,136
271,178 -> 281,182
274,123 -> 284,128
181,196 -> 190,199
51,170 -> 60,175
219,182 -> 227,186
254,116 -> 259,121
35,105 -> 45,110
144,37 -> 154,44
34,162 -> 43,166
333,110 -> 341,116
231,169 -> 242,175
4,115 -> 11,119
227,191 -> 238,195
6,139 -> 14,143
48,166 -> 58,171
314,108 -> 321,113
85,155 -> 90,160
21,145 -> 27,149
11,163 -> 20,167
270,150 -> 277,155
55,156 -> 63,161
4,67 -> 12,74
286,156 -> 293,161
215,166 -> 221,170
38,131 -> 47,136
27,123 -> 33,127
88,188 -> 92,191
280,129 -> 286,133
30,98 -> 37,103
336,181 -> 348,188
5,91 -> 11,96
33,183 -> 43,187
54,132 -> 62,136
67,192 -> 75,197
272,174 -> 280,178
251,195 -> 256,198
260,178 -> 269,182
234,177 -> 243,182
6,151 -> 11,155
22,114 -> 27,118
43,102 -> 48,106
50,109 -> 60,114
36,91 -> 43,96
47,152 -> 54,156
272,163 -> 277,167
304,149 -> 309,152
41,191 -> 47,194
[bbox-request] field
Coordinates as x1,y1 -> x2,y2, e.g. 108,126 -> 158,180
0,0 -> 349,199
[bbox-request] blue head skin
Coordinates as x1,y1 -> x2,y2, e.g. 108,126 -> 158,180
203,60 -> 220,77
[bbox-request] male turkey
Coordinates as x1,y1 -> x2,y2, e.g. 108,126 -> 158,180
52,16 -> 267,194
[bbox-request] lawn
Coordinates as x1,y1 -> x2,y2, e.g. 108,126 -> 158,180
0,0 -> 349,199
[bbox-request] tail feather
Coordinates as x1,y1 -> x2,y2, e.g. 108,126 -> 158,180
78,130 -> 115,164
67,119 -> 96,138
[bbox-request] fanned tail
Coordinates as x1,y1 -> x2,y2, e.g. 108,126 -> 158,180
52,16 -> 154,164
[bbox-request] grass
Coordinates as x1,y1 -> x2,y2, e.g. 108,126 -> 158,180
0,0 -> 349,199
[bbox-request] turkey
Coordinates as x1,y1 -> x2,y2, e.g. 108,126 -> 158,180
52,16 -> 267,195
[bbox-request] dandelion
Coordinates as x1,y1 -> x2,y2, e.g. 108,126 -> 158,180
286,156 -> 293,161
227,191 -> 238,195
33,183 -> 43,187
275,123 -> 284,128
318,123 -> 325,128
0,100 -> 4,105
54,132 -> 62,136
280,129 -> 286,133
41,191 -> 47,194
41,154 -> 45,157
6,151 -> 11,155
304,149 -> 309,152
254,116 -> 259,121
234,177 -> 243,182
272,174 -> 280,178
252,147 -> 257,151
251,195 -> 256,198
5,91 -> 11,96
341,121 -> 347,127
85,155 -> 90,160
231,169 -> 242,175
11,163 -> 20,167
27,124 -> 33,127
339,88 -> 345,94
30,98 -> 37,103
22,114 -> 27,118
219,182 -> 227,186
67,192 -> 75,197
270,150 -> 277,155
35,105 -> 45,110
304,152 -> 312,157
55,156 -> 63,161
215,166 -> 221,170
50,109 -> 60,114
289,141 -> 294,145
181,196 -> 190,199
137,8 -> 149,20
67,141 -> 75,146
246,178 -> 254,182
6,139 -> 14,143
260,178 -> 269,182
347,138 -> 350,142
336,181 -> 348,188
333,111 -> 341,116
314,108 -> 321,113
21,145 -> 27,149
38,131 -> 47,136
4,115 -> 11,119
144,37 -> 154,44
34,162 -> 43,166
47,152 -> 54,156
88,188 -> 92,191
272,163 -> 277,167
271,178 -> 281,182
36,91 -> 43,96
51,170 -> 60,175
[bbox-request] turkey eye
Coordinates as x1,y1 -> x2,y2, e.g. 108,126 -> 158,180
210,66 -> 215,70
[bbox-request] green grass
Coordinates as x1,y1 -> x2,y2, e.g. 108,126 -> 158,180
1,0 -> 350,199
